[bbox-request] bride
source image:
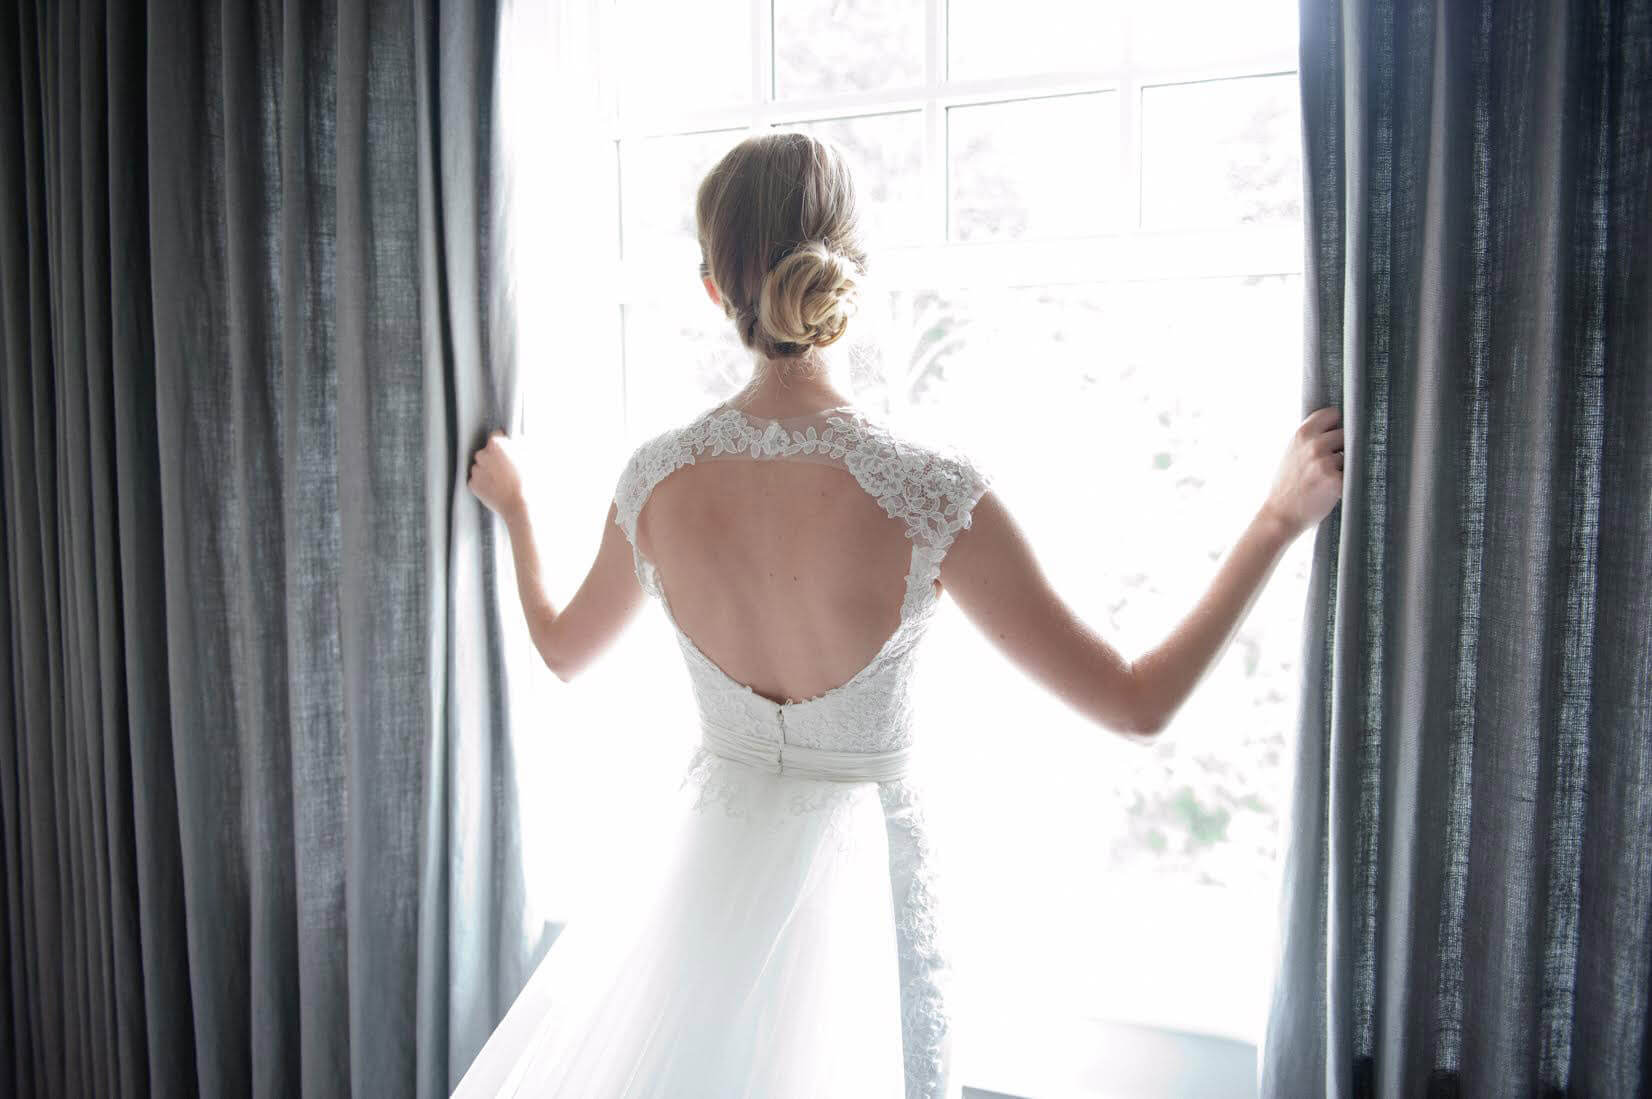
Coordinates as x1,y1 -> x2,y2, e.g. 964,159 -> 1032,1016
455,132 -> 1343,1098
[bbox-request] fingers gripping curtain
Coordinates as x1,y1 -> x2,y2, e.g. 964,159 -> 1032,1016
0,2 -> 527,1097
1264,0 -> 1651,1095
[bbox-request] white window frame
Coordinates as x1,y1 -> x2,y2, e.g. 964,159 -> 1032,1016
594,0 -> 1302,310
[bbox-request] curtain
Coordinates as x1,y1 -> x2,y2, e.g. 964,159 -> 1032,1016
1263,0 -> 1651,1096
0,2 -> 531,1096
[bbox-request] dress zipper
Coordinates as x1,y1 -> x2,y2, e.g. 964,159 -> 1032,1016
776,704 -> 786,775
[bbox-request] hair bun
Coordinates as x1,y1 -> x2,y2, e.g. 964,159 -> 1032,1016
756,240 -> 860,352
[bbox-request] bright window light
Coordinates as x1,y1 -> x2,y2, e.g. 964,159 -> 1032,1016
500,3 -> 1306,1095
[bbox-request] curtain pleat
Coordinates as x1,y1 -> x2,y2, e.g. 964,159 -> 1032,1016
0,1 -> 521,1096
1265,1 -> 1652,1096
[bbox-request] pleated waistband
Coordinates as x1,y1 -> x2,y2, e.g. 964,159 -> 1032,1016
701,720 -> 912,783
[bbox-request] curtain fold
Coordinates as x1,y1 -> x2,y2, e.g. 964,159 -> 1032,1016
0,2 -> 522,1096
1265,0 -> 1651,1095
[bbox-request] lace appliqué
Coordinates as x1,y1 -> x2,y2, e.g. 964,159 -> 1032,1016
613,407 -> 992,613
880,778 -> 952,1099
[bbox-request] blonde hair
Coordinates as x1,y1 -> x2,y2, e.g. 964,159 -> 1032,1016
695,132 -> 868,362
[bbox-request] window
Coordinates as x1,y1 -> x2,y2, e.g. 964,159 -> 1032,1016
501,2 -> 1308,1093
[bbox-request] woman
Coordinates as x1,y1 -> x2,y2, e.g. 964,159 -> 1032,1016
456,132 -> 1343,1098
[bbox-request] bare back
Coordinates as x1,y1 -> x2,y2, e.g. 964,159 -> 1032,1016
639,455 -> 937,706
613,401 -> 987,711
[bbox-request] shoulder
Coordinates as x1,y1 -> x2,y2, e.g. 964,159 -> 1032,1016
920,439 -> 994,535
841,414 -> 994,542
883,415 -> 993,506
614,403 -> 767,535
612,413 -> 706,537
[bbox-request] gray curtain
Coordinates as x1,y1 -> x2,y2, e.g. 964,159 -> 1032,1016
1263,0 -> 1651,1095
0,2 -> 532,1096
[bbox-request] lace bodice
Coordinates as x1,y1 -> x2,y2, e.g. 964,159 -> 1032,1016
613,401 -> 992,757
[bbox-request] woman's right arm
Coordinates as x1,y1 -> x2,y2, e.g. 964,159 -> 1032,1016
940,407 -> 1344,741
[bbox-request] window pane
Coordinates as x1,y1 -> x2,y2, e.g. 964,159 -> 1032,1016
619,129 -> 745,255
774,0 -> 925,98
781,112 -> 927,248
621,299 -> 749,437
947,0 -> 1123,80
616,0 -> 751,115
948,93 -> 1120,242
1140,74 -> 1302,230
1132,0 -> 1298,70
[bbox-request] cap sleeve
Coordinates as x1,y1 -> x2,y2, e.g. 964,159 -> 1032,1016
934,445 -> 993,548
953,449 -> 993,532
612,427 -> 693,545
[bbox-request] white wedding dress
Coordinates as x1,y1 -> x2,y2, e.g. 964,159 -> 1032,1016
451,401 -> 992,1099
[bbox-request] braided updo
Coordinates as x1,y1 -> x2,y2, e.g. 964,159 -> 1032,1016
695,133 -> 868,361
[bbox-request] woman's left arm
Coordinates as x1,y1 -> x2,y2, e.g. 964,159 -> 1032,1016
469,431 -> 648,681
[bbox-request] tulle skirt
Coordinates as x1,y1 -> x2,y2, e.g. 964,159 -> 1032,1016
450,747 -> 907,1098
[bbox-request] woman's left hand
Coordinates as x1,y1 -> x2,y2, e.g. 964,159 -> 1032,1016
468,431 -> 526,520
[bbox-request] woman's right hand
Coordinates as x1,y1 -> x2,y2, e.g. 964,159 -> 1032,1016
1261,406 -> 1345,537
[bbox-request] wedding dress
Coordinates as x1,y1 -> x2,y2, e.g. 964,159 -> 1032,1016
451,400 -> 992,1099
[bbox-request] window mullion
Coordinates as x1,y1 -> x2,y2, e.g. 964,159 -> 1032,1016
752,0 -> 772,129
925,0 -> 945,244
1118,4 -> 1143,233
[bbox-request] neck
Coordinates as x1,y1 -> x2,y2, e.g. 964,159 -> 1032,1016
726,353 -> 853,416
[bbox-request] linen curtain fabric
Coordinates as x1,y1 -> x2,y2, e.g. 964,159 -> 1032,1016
1264,0 -> 1651,1096
0,2 -> 528,1097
